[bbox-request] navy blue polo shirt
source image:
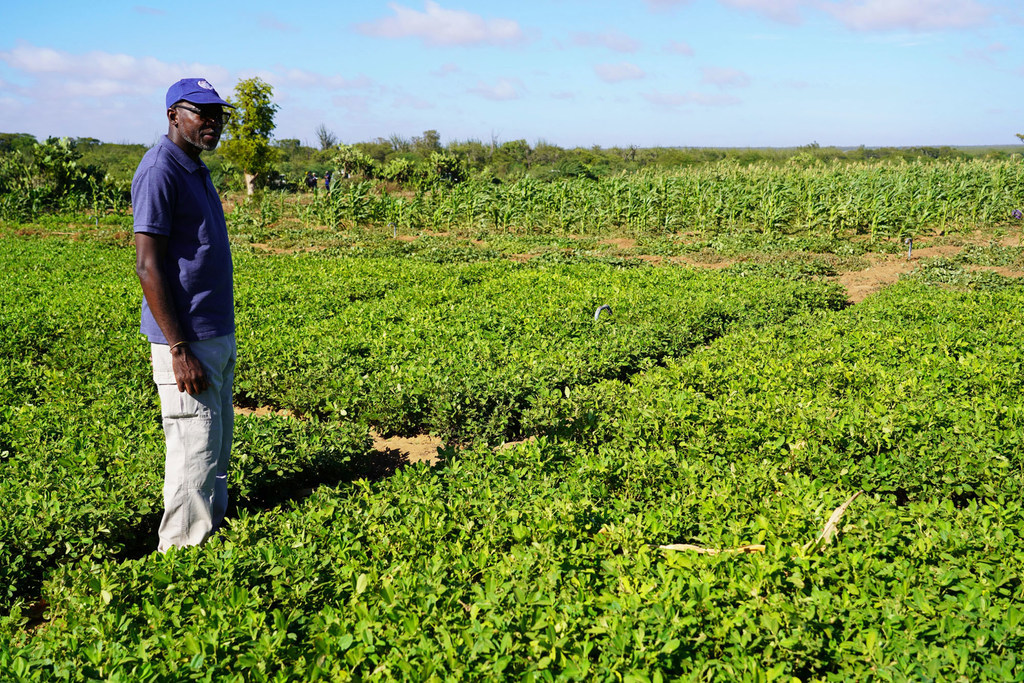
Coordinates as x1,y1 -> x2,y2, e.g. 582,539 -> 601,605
132,135 -> 234,344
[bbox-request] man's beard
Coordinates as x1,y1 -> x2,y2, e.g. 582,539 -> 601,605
183,128 -> 220,152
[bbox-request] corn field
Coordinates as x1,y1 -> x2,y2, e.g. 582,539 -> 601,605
292,158 -> 1024,237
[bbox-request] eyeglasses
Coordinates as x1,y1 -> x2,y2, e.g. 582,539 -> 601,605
173,104 -> 232,125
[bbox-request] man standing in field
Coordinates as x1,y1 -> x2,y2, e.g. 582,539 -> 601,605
132,78 -> 237,552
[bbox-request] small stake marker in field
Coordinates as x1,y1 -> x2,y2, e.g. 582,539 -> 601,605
594,304 -> 612,321
658,490 -> 865,557
905,237 -> 913,260
390,222 -> 396,238
803,490 -> 863,553
658,543 -> 765,555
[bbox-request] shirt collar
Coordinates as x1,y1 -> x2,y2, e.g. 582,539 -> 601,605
159,135 -> 206,174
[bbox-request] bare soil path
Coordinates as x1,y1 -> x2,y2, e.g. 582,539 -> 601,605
233,404 -> 444,466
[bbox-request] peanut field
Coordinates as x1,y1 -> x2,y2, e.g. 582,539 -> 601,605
2,159 -> 1024,680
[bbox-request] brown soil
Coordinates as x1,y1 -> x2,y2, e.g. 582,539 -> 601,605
250,242 -> 304,255
370,430 -> 442,465
496,435 -> 537,452
833,243 -> 1024,304
233,404 -> 443,465
602,237 -> 637,250
234,405 -> 292,418
834,257 -> 913,304
234,405 -> 544,467
968,265 -> 1024,278
675,256 -> 734,269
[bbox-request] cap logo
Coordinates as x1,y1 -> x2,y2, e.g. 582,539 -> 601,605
197,80 -> 214,90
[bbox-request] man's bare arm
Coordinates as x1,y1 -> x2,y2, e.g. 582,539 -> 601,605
135,232 -> 209,394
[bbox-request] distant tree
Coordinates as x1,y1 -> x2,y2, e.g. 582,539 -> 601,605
315,123 -> 338,151
388,133 -> 411,153
380,157 -> 416,185
498,139 -> 531,165
448,139 -> 491,166
354,138 -> 393,165
219,77 -> 279,195
531,140 -> 563,167
35,137 -> 87,196
0,133 -> 38,156
427,151 -> 467,186
1017,133 -> 1024,144
333,144 -> 375,178
413,129 -> 442,155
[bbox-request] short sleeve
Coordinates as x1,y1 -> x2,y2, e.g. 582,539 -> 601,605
132,164 -> 176,236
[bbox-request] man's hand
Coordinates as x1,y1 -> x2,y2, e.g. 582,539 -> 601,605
171,344 -> 209,394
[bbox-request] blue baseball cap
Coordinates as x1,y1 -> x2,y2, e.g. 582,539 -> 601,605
165,78 -> 235,109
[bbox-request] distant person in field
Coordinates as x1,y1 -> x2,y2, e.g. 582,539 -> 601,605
324,170 -> 332,192
305,171 -> 317,191
132,78 -> 237,552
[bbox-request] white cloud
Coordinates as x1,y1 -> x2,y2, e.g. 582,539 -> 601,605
469,78 -> 524,101
0,43 -> 229,100
820,0 -> 992,31
254,67 -> 372,90
644,0 -> 696,10
433,63 -> 462,77
713,0 -> 994,30
962,42 -> 1009,64
0,44 -> 373,102
665,40 -> 695,56
392,92 -> 435,110
259,14 -> 299,32
331,94 -> 372,115
356,1 -> 526,47
642,90 -> 742,107
572,30 -> 641,53
0,45 -> 229,142
701,66 -> 752,88
594,62 -> 647,83
720,0 -> 806,25
0,43 -> 378,142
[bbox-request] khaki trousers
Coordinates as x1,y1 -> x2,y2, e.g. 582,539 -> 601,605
151,334 -> 236,552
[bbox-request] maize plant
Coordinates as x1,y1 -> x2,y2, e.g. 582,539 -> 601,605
289,158 -> 1024,237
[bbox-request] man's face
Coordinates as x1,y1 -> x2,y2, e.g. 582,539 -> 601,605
171,102 -> 228,152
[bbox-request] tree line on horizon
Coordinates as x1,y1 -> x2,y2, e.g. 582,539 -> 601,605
3,130 -> 1017,193
2,75 -> 1022,204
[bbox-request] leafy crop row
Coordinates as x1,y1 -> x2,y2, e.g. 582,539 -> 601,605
9,443 -> 1019,681
0,240 -> 368,613
541,280 -> 1024,503
0,137 -> 131,222
0,235 -> 842,613
233,253 -> 847,443
4,232 -> 1023,680
279,159 -> 1024,237
6,274 -> 1024,677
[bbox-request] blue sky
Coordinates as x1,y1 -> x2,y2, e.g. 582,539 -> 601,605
1,0 -> 1022,148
